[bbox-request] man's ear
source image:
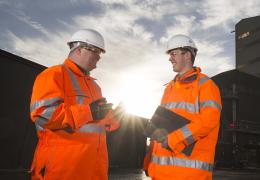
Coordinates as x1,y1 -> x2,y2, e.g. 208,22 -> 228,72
75,47 -> 81,56
185,51 -> 192,61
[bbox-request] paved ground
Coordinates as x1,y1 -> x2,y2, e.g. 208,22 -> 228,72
1,168 -> 260,180
109,168 -> 260,180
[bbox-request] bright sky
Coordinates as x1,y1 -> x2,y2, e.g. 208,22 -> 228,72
1,0 -> 259,118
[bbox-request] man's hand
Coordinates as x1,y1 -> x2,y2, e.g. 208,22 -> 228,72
90,98 -> 113,120
151,128 -> 168,143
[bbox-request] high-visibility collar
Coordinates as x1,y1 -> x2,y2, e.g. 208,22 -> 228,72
64,58 -> 96,80
174,67 -> 201,83
75,63 -> 90,76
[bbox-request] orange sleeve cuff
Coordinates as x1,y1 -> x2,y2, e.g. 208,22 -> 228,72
168,129 -> 186,152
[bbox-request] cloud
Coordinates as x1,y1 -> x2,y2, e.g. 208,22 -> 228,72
200,0 -> 260,30
160,15 -> 198,44
6,30 -> 69,66
195,39 -> 234,76
12,9 -> 49,36
1,0 -> 259,117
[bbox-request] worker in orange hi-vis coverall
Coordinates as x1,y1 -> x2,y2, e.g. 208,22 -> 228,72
144,34 -> 222,180
30,29 -> 121,180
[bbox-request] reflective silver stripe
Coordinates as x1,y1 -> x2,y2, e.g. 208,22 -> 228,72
40,104 -> 59,119
35,117 -> 48,131
35,124 -> 44,131
198,76 -> 210,86
200,100 -> 222,111
78,124 -> 105,133
30,97 -> 63,112
161,101 -> 199,113
63,65 -> 85,104
194,96 -> 200,113
151,155 -> 213,172
180,126 -> 195,145
34,104 -> 60,131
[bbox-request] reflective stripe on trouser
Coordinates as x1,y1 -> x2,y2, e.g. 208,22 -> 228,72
151,155 -> 213,172
36,123 -> 105,134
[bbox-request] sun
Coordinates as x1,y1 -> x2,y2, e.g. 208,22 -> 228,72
116,74 -> 159,118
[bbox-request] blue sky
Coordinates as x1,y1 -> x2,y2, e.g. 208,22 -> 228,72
1,0 -> 259,118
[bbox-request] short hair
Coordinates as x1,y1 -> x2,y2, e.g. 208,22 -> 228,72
180,48 -> 196,65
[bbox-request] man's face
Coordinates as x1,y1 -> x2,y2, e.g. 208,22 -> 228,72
168,49 -> 187,73
79,46 -> 102,72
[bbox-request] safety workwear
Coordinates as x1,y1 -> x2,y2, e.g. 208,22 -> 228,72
143,67 -> 222,180
30,59 -> 119,180
166,34 -> 198,57
90,98 -> 113,120
67,29 -> 106,53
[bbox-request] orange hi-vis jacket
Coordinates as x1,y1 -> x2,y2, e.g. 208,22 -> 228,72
144,67 -> 222,180
30,59 -> 119,180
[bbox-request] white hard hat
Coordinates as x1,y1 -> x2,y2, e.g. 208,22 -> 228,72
67,29 -> 105,53
166,34 -> 198,57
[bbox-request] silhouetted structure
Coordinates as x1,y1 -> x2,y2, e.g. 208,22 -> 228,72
0,49 -> 45,179
212,70 -> 260,169
0,49 -> 147,179
212,15 -> 260,169
236,15 -> 260,78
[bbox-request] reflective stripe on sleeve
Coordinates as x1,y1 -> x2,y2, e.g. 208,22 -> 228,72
35,117 -> 48,131
34,104 -> 60,131
200,100 -> 222,111
30,97 -> 63,112
198,76 -> 210,86
180,126 -> 195,145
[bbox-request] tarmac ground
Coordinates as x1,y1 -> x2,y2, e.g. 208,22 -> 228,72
109,168 -> 260,180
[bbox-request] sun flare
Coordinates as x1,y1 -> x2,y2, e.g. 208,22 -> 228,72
116,74 -> 159,118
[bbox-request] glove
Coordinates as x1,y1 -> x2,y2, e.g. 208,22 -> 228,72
151,128 -> 168,143
90,98 -> 113,120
